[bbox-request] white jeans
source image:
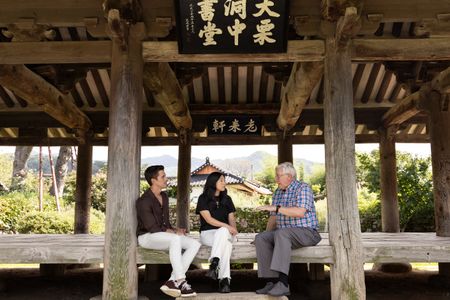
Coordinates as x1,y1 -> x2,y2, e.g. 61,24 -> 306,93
200,227 -> 235,279
138,232 -> 201,281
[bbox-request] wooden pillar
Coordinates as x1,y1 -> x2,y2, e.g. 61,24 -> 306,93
323,37 -> 366,299
379,126 -> 400,232
177,128 -> 192,231
277,131 -> 293,163
102,15 -> 145,299
74,135 -> 93,234
427,91 -> 450,276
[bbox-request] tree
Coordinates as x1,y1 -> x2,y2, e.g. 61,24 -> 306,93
49,146 -> 72,197
356,150 -> 434,231
297,163 -> 305,181
306,164 -> 326,197
11,146 -> 33,190
0,153 -> 13,190
255,156 -> 277,191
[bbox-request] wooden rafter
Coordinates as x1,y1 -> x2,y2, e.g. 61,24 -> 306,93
382,66 -> 450,127
276,62 -> 324,130
0,64 -> 91,140
143,62 -> 192,130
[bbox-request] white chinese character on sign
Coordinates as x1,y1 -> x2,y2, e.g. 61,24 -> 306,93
224,0 -> 247,19
244,119 -> 257,133
253,19 -> 276,45
198,0 -> 219,22
212,119 -> 226,133
227,19 -> 246,46
228,119 -> 241,132
253,0 -> 280,18
199,22 -> 223,46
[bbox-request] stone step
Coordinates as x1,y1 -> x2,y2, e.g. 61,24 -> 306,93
176,292 -> 288,300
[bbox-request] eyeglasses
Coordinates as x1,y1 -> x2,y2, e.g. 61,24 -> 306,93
275,173 -> 289,179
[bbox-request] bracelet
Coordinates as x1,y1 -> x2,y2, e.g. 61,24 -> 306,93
275,205 -> 281,214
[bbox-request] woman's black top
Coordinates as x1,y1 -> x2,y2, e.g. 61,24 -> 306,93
195,194 -> 236,232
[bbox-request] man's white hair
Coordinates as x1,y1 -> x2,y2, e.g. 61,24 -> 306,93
276,162 -> 297,179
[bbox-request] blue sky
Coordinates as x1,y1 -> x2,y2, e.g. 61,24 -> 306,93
1,143 -> 431,164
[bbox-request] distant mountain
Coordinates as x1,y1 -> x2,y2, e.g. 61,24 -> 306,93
141,155 -> 204,177
204,151 -> 321,179
20,151 -> 322,178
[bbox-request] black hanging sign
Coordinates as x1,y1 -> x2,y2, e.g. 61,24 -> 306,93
175,0 -> 289,54
208,115 -> 261,136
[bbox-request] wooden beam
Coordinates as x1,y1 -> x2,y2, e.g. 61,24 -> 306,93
335,6 -> 361,48
0,41 -> 111,64
428,91 -> 450,237
276,62 -> 323,130
277,131 -> 293,163
382,92 -> 424,127
383,66 -> 450,127
102,10 -> 144,300
0,65 -> 91,140
176,128 -> 192,230
379,126 -> 400,233
74,134 -> 93,234
143,40 -> 325,62
143,63 -> 192,129
1,38 -> 450,64
324,34 -> 366,299
190,103 -> 280,115
0,132 -> 430,147
352,38 -> 450,61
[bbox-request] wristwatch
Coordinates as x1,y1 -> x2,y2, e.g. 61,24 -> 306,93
275,205 -> 281,214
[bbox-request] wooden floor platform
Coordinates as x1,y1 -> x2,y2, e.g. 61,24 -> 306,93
175,292 -> 288,300
1,232 -> 450,265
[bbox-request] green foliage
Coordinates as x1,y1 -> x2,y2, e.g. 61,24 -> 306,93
169,206 -> 270,233
356,151 -> 381,194
1,190 -> 105,234
297,163 -> 305,181
314,199 -> 328,232
227,189 -> 270,207
358,198 -> 382,232
0,192 -> 35,233
396,153 -> 434,231
63,169 -> 108,213
0,153 -> 13,188
254,156 -> 277,191
234,208 -> 270,232
356,150 -> 434,232
91,169 -> 108,212
306,165 -> 326,196
16,211 -> 73,234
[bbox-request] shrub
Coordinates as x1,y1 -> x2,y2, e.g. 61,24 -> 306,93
17,211 -> 73,234
168,206 -> 270,233
359,199 -> 382,232
63,170 -> 108,213
0,191 -> 35,233
0,189 -> 106,234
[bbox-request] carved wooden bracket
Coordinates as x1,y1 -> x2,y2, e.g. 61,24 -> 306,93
2,18 -> 55,42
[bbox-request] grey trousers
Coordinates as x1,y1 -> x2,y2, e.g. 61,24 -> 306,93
254,227 -> 321,277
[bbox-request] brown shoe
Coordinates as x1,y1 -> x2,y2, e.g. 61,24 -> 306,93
179,280 -> 197,298
160,280 -> 181,298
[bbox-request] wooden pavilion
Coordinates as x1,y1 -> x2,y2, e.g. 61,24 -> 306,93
0,0 -> 449,299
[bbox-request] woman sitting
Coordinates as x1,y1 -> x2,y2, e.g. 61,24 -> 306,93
196,172 -> 238,293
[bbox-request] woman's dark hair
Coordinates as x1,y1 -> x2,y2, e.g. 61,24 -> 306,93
202,172 -> 227,201
144,165 -> 164,185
